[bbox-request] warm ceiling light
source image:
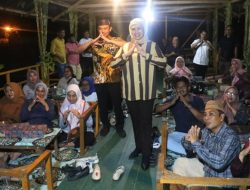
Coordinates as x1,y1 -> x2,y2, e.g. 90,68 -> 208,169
4,26 -> 13,32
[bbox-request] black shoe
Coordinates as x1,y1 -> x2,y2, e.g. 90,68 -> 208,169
141,156 -> 150,170
61,165 -> 81,174
129,149 -> 141,159
67,166 -> 89,181
116,128 -> 126,138
100,127 -> 110,136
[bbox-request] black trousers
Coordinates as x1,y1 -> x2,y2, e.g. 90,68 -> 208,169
95,82 -> 124,130
194,64 -> 207,79
80,57 -> 93,77
126,99 -> 154,157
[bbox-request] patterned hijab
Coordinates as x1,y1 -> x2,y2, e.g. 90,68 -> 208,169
34,82 -> 48,99
26,69 -> 41,90
231,59 -> 246,86
223,86 -> 240,124
81,76 -> 96,96
3,82 -> 24,104
170,56 -> 192,79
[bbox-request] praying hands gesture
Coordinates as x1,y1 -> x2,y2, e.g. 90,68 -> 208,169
185,125 -> 201,143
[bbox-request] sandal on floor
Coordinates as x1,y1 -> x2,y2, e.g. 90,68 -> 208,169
112,165 -> 125,181
92,164 -> 101,181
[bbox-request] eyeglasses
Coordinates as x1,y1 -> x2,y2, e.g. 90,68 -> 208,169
226,92 -> 237,96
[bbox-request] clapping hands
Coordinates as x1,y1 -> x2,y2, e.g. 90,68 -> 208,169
185,125 -> 201,143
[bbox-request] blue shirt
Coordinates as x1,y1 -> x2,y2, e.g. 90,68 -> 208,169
170,95 -> 204,133
20,99 -> 56,128
182,123 -> 241,177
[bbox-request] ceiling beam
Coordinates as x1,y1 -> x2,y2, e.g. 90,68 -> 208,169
52,0 -> 87,22
77,0 -> 229,9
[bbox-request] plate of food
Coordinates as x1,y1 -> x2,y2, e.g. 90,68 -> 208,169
0,137 -> 21,146
32,135 -> 55,147
53,148 -> 79,162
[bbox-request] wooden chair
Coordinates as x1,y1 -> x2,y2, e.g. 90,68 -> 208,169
78,101 -> 99,156
0,150 -> 53,190
156,121 -> 250,190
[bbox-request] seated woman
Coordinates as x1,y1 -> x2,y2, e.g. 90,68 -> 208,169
231,139 -> 250,178
223,86 -> 248,125
20,82 -> 55,128
220,58 -> 250,98
59,84 -> 95,147
57,66 -> 78,95
169,56 -> 192,80
80,76 -> 98,102
23,69 -> 41,99
0,82 -> 24,123
0,83 -> 24,167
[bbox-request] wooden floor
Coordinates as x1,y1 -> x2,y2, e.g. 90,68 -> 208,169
57,116 -> 162,190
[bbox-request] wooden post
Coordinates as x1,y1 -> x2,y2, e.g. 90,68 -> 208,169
165,16 -> 168,40
225,1 -> 232,27
89,13 -> 96,38
244,0 -> 250,70
45,154 -> 53,190
79,118 -> 85,156
21,176 -> 30,190
213,8 -> 219,74
69,11 -> 78,39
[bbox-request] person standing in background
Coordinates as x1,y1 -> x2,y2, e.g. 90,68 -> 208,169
50,29 -> 66,78
165,36 -> 183,68
65,34 -> 82,81
218,25 -> 238,74
191,30 -> 214,79
79,31 -> 94,77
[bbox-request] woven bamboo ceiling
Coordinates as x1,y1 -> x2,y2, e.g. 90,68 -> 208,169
0,0 -> 244,23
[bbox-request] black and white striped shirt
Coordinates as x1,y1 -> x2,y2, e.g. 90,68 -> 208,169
111,40 -> 166,101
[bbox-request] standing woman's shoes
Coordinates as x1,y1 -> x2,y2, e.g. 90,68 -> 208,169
92,164 -> 101,180
141,156 -> 150,170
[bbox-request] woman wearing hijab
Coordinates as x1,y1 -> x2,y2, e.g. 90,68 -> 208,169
222,86 -> 248,125
169,56 -> 193,79
23,69 -> 41,99
111,18 -> 166,170
221,59 -> 250,98
80,76 -> 98,102
0,82 -> 24,123
20,82 -> 55,127
59,84 -> 95,147
57,66 -> 79,95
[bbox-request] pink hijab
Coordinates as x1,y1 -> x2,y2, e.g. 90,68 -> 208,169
231,59 -> 246,86
223,86 -> 240,124
170,56 -> 192,79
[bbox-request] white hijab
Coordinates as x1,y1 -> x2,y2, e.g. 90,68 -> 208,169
60,84 -> 86,132
129,18 -> 147,45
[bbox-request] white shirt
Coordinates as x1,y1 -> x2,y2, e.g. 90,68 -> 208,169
191,39 -> 211,66
79,38 -> 93,57
83,92 -> 98,102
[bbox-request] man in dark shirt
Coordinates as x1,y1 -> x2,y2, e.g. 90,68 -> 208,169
165,36 -> 183,68
155,76 -> 204,155
218,25 -> 238,73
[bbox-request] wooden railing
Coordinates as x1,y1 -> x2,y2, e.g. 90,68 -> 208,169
156,121 -> 250,190
0,65 -> 40,92
0,150 -> 53,190
0,64 -> 58,93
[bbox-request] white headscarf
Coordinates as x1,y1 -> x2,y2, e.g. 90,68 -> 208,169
129,18 -> 147,44
59,84 -> 87,132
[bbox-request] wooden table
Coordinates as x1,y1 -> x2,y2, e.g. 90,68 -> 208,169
0,128 -> 61,153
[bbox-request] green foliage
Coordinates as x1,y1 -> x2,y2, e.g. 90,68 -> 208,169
40,51 -> 54,82
0,64 -> 4,70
